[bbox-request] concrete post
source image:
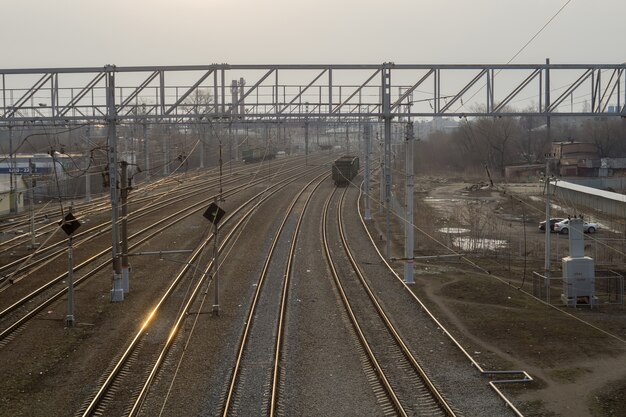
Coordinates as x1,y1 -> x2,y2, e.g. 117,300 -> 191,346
106,67 -> 124,302
544,158 -> 552,302
212,197 -> 220,316
404,122 -> 415,284
379,132 -> 384,214
8,126 -> 17,214
120,160 -> 130,294
28,166 -> 39,249
163,125 -> 170,176
66,235 -> 75,327
304,117 -> 309,166
143,122 -> 149,174
382,64 -> 393,259
364,123 -> 372,220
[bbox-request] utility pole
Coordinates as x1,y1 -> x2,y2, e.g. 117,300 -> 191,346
544,155 -> 554,302
382,63 -> 393,260
164,125 -> 170,176
345,123 -> 350,154
231,80 -> 238,167
203,199 -> 225,317
378,132 -> 384,213
364,123 -> 372,220
84,161 -> 92,203
304,110 -> 309,166
106,66 -> 124,302
544,57 -> 552,303
143,121 -> 150,174
84,126 -> 92,203
304,102 -> 310,164
8,125 -> 17,214
404,122 -> 415,284
120,160 -> 130,295
27,160 -> 39,249
212,198 -> 220,316
228,122 -> 233,175
59,210 -> 80,327
66,235 -> 75,326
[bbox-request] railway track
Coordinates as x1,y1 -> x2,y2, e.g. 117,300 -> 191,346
0,161 -> 288,282
217,172 -> 328,417
355,184 -> 532,417
75,163 -> 329,416
0,156 -> 331,344
0,159 -> 242,238
321,186 -> 458,417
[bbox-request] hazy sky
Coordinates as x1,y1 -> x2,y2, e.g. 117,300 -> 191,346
2,0 -> 624,68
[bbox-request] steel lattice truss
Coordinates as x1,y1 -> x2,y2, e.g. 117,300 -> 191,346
1,63 -> 625,125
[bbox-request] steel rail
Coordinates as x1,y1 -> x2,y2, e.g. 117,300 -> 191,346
0,175 -> 247,339
0,157 -> 327,340
356,183 -> 532,417
0,152 -> 324,284
0,174 -> 221,281
129,171 -> 329,417
0,163 -> 266,284
85,163 -> 327,417
0,169 -> 203,249
337,187 -> 457,416
220,171 -> 326,416
269,173 -> 327,417
321,187 -> 409,417
0,163 -> 267,296
0,160 -> 253,249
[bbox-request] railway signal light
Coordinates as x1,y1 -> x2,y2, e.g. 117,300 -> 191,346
203,202 -> 225,226
59,212 -> 81,236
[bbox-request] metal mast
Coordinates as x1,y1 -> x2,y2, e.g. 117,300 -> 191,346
404,122 -> 415,284
106,65 -> 124,302
382,63 -> 393,259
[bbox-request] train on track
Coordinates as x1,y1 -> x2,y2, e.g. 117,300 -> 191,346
332,155 -> 359,186
242,146 -> 277,163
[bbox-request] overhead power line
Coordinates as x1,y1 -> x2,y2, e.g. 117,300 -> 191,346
455,0 -> 573,113
506,0 -> 573,65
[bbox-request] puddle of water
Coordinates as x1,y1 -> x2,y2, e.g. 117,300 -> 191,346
453,236 -> 508,251
424,197 -> 460,203
439,227 -> 470,234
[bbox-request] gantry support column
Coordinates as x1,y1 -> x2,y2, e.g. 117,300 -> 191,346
364,123 -> 372,220
143,122 -> 150,174
120,160 -> 130,295
382,63 -> 393,260
404,122 -> 415,284
106,66 -> 124,302
304,115 -> 309,166
8,125 -> 18,214
544,58 -> 552,303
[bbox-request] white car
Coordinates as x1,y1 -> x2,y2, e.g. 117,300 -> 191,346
553,219 -> 598,234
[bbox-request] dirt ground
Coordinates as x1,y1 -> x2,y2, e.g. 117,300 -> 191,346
386,175 -> 626,417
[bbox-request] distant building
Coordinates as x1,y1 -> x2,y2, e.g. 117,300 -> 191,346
551,141 -> 599,177
599,158 -> 626,177
0,153 -> 90,215
504,164 -> 544,180
0,177 -> 25,215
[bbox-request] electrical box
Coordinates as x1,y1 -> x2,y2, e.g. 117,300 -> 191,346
561,256 -> 596,307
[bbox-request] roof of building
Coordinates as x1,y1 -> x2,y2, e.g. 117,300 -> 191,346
553,179 -> 626,203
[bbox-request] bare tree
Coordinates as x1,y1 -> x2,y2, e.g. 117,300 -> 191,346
581,117 -> 625,158
465,114 -> 521,175
517,106 -> 549,164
